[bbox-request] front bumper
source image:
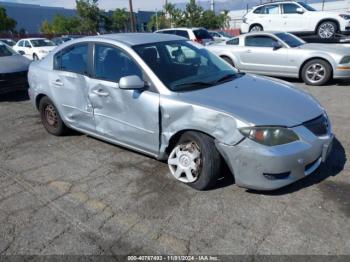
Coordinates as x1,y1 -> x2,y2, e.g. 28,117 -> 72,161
216,125 -> 334,191
334,65 -> 350,79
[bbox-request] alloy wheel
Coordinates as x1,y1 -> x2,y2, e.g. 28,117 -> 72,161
250,25 -> 262,32
318,23 -> 335,39
168,141 -> 202,183
305,63 -> 326,84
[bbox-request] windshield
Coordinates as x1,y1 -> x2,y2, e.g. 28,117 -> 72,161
275,32 -> 305,47
298,2 -> 316,11
31,39 -> 55,47
0,39 -> 16,46
133,40 -> 239,92
0,43 -> 17,57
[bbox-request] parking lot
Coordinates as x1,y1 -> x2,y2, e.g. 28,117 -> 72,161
0,79 -> 349,256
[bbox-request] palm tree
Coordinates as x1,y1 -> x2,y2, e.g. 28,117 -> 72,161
164,2 -> 176,27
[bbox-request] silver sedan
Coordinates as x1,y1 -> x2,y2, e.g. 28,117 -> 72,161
28,33 -> 333,191
207,31 -> 350,86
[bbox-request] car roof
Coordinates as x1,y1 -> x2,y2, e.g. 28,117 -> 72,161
157,27 -> 205,31
83,33 -> 184,46
239,31 -> 285,37
255,1 -> 298,8
19,38 -> 47,41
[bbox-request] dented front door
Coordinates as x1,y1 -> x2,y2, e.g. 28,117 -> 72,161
87,43 -> 160,155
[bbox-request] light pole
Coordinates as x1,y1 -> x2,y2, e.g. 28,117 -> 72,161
129,0 -> 136,32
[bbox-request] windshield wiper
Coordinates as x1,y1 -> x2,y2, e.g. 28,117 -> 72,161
212,73 -> 243,85
172,81 -> 214,91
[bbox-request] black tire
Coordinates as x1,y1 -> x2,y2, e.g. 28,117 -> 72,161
176,132 -> 222,190
249,24 -> 263,32
317,21 -> 337,39
221,56 -> 235,67
39,96 -> 68,136
301,59 -> 332,86
33,54 -> 39,61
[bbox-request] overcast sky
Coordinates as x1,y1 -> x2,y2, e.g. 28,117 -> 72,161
0,0 -> 199,11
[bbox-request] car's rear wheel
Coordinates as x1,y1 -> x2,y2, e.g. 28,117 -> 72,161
167,131 -> 222,190
249,24 -> 263,32
301,59 -> 332,86
39,96 -> 68,136
317,21 -> 337,39
33,54 -> 39,61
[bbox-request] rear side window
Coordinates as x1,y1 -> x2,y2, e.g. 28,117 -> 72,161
54,44 -> 88,75
227,38 -> 239,45
162,30 -> 176,35
176,30 -> 190,39
245,36 -> 278,47
262,4 -> 279,14
193,29 -> 212,40
93,44 -> 142,82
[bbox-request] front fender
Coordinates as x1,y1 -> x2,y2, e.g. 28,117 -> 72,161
159,95 -> 246,158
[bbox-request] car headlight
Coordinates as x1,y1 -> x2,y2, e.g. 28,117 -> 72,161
340,56 -> 350,64
339,14 -> 350,20
239,126 -> 299,146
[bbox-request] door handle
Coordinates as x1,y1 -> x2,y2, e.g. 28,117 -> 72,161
51,79 -> 63,87
93,89 -> 109,97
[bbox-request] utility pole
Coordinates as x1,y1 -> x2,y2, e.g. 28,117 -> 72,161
211,0 -> 215,12
129,0 -> 136,32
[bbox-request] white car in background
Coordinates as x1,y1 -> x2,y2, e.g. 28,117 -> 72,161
155,28 -> 214,45
241,1 -> 350,39
13,38 -> 56,60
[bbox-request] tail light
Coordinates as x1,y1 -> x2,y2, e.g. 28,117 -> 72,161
194,38 -> 203,45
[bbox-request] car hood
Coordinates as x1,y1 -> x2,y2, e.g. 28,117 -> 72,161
176,74 -> 323,127
0,55 -> 31,73
297,43 -> 350,55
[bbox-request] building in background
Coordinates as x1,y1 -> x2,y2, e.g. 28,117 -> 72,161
0,1 -> 154,33
228,0 -> 350,29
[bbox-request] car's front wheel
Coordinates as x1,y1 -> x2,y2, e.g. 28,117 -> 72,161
33,54 -> 39,61
317,21 -> 337,39
167,131 -> 222,190
301,59 -> 332,86
39,96 -> 68,136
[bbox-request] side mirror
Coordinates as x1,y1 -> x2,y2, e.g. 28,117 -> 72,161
119,75 -> 145,90
273,42 -> 283,51
296,7 -> 304,14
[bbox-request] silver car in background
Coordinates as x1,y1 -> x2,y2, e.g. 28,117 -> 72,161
28,33 -> 333,191
207,31 -> 350,85
0,42 -> 30,94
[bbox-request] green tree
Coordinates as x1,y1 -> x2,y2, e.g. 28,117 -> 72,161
147,12 -> 168,32
184,0 -> 203,27
40,15 -> 80,34
199,10 -> 220,29
110,8 -> 129,32
40,20 -> 52,34
0,7 -> 17,32
76,0 -> 101,32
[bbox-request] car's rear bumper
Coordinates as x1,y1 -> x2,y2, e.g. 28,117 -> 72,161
0,71 -> 28,94
240,23 -> 249,33
216,124 -> 333,191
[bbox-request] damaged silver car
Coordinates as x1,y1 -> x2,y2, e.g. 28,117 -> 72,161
28,33 -> 334,191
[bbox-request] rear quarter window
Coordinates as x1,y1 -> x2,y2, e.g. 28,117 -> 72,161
193,29 -> 212,39
176,30 -> 190,39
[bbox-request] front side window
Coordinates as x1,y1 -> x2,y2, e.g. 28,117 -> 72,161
94,44 -> 142,82
245,36 -> 278,48
227,38 -> 239,45
31,39 -> 55,47
133,40 -> 239,92
263,4 -> 280,14
17,40 -> 24,47
254,6 -> 264,14
0,43 -> 16,57
298,2 -> 316,11
25,41 -> 31,48
282,3 -> 300,14
54,44 -> 88,75
162,30 -> 176,35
